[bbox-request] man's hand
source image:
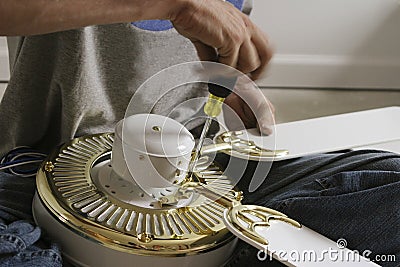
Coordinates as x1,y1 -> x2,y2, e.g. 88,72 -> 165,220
223,76 -> 275,135
170,0 -> 273,80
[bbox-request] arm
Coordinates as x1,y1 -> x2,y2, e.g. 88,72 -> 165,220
1,0 -> 272,79
0,0 -> 176,36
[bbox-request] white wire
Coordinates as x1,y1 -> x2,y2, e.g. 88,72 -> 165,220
0,147 -> 46,177
1,150 -> 46,163
9,169 -> 37,177
11,152 -> 46,158
0,159 -> 43,171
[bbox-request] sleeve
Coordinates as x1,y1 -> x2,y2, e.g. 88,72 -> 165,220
242,0 -> 253,15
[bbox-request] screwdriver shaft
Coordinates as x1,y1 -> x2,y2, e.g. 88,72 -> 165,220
187,116 -> 213,178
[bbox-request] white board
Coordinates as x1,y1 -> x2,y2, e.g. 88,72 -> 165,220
242,107 -> 400,161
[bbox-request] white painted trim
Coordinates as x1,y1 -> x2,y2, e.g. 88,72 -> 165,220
257,54 -> 400,90
0,83 -> 7,101
0,49 -> 10,81
251,0 -> 400,90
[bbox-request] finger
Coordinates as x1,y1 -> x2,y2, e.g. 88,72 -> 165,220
268,99 -> 276,114
217,12 -> 244,68
223,93 -> 248,131
237,37 -> 261,74
256,99 -> 275,135
224,93 -> 257,127
249,27 -> 273,80
192,41 -> 218,62
241,99 -> 257,128
233,79 -> 275,134
235,74 -> 257,92
218,42 -> 240,69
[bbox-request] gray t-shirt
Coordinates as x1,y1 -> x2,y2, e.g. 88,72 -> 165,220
1,24 -> 207,156
0,0 -> 252,156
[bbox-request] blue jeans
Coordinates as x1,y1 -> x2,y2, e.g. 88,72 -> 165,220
0,173 -> 62,267
0,150 -> 399,267
223,149 -> 400,267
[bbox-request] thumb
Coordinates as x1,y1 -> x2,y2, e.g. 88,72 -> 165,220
256,102 -> 275,135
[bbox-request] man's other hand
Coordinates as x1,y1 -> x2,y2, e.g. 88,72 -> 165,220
223,76 -> 275,135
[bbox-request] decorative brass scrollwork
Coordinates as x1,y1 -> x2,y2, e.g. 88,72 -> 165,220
225,205 -> 301,246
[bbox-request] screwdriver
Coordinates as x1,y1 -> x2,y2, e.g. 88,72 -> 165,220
187,77 -> 237,178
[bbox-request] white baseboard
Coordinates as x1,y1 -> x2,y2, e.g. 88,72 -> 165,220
0,83 -> 7,101
1,48 -> 400,90
0,49 -> 10,81
257,54 -> 400,90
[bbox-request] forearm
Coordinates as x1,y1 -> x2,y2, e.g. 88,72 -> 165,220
0,0 -> 181,36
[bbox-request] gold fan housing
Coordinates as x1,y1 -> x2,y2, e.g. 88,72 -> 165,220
33,133 -> 242,267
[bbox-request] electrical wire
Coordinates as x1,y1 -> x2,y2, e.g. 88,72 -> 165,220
0,146 -> 47,177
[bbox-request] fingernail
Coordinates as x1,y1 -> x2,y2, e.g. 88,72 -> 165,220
261,124 -> 273,135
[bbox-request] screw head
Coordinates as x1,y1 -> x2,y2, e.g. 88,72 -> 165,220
137,233 -> 153,243
44,161 -> 54,172
152,126 -> 161,132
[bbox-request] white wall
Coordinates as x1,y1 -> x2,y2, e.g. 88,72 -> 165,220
0,37 -> 9,81
251,0 -> 400,89
2,1 -> 400,89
